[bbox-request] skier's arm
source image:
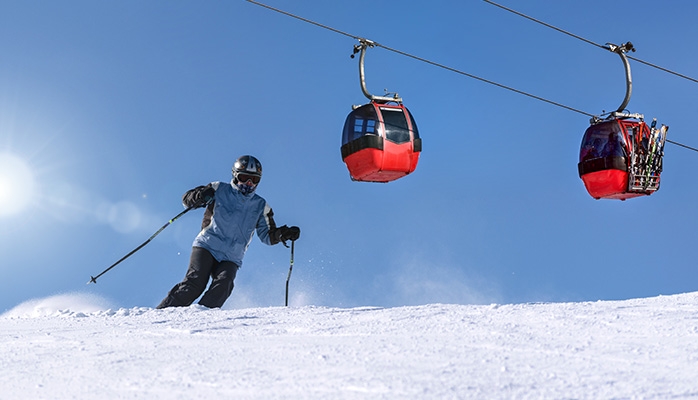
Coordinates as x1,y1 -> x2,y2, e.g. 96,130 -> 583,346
256,203 -> 301,246
257,204 -> 278,245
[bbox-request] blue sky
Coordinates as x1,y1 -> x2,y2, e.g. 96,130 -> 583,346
1,0 -> 697,312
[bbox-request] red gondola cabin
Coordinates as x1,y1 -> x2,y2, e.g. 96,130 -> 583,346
341,101 -> 421,182
578,117 -> 666,200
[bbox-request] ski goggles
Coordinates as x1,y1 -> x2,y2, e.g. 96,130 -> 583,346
237,173 -> 261,184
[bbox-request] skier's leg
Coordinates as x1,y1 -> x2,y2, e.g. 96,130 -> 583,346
198,261 -> 239,308
156,247 -> 216,309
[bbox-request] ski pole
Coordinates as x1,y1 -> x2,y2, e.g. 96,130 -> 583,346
87,205 -> 196,284
285,240 -> 295,306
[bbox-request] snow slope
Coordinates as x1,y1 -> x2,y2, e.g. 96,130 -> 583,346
2,292 -> 698,399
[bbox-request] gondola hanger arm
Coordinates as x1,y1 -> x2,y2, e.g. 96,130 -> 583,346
351,38 -> 402,103
603,41 -> 635,114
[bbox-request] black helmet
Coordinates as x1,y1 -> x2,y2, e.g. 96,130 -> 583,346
232,155 -> 262,194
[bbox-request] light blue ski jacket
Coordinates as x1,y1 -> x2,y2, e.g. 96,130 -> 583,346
189,181 -> 276,266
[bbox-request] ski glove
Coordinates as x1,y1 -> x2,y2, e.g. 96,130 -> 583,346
275,225 -> 301,244
183,184 -> 215,209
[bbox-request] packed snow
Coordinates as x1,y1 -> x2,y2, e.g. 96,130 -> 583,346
2,292 -> 698,399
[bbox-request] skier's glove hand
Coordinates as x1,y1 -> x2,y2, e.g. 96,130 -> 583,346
276,225 -> 301,245
284,226 -> 301,241
198,186 -> 215,206
184,184 -> 215,208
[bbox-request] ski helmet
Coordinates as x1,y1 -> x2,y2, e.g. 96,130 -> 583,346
232,155 -> 262,194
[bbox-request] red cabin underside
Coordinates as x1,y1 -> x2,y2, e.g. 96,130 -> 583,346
581,169 -> 647,200
344,143 -> 419,182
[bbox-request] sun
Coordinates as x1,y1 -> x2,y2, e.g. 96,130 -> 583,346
0,153 -> 37,217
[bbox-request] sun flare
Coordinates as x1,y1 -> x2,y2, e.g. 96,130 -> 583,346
0,153 -> 36,217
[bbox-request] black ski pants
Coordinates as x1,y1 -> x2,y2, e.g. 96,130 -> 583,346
157,246 -> 239,309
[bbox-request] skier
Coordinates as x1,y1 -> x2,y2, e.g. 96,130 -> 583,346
156,155 -> 300,309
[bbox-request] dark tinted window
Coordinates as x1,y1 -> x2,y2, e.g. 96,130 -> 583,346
342,104 -> 379,145
407,108 -> 419,140
580,121 -> 627,162
381,107 -> 410,144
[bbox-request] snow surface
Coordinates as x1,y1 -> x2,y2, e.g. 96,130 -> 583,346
2,292 -> 698,399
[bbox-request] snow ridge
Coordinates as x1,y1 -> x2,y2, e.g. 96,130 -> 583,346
2,293 -> 698,399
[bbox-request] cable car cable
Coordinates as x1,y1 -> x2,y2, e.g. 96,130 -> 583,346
246,0 -> 698,153
666,139 -> 698,153
246,0 -> 361,41
483,0 -> 698,85
366,41 -> 596,118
